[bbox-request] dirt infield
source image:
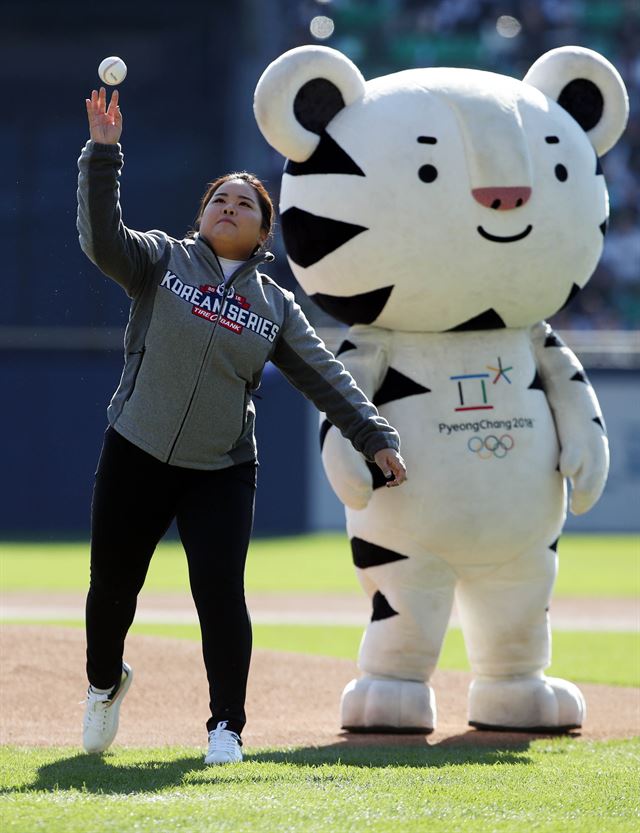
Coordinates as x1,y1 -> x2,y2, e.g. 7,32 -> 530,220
1,625 -> 638,750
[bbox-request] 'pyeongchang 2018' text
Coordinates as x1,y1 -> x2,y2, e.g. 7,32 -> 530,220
439,417 -> 534,435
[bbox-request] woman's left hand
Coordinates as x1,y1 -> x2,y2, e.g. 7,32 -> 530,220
373,448 -> 407,487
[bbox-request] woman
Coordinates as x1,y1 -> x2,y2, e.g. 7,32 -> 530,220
78,88 -> 407,765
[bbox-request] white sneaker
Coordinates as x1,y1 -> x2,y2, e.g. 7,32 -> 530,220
204,721 -> 243,765
82,662 -> 133,754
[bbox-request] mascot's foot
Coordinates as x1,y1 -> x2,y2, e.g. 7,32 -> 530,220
341,676 -> 436,733
468,675 -> 586,732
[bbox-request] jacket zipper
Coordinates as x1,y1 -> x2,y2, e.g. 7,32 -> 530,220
165,253 -> 268,464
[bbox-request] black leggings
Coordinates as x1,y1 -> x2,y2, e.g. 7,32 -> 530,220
86,426 -> 256,736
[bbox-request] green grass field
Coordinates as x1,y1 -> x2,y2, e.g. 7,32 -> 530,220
1,740 -> 638,833
1,533 -> 638,832
2,532 -> 638,595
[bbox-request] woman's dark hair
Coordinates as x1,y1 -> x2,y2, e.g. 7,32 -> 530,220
190,172 -> 274,254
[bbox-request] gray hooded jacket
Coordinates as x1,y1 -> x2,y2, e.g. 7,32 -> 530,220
77,141 -> 400,470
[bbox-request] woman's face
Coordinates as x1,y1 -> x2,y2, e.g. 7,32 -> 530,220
199,180 -> 266,260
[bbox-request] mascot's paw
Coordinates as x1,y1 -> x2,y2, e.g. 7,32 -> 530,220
560,441 -> 609,515
322,429 -> 373,510
569,467 -> 607,515
468,675 -> 586,732
341,676 -> 436,733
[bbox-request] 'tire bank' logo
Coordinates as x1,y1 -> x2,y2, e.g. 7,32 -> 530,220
450,357 -> 513,412
191,282 -> 250,332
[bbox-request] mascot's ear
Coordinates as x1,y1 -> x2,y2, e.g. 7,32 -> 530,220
524,46 -> 628,156
254,46 -> 366,162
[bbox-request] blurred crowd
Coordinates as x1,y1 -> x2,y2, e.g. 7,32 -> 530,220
284,0 -> 639,330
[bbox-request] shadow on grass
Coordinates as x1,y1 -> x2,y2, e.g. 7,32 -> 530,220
247,727 -> 581,768
1,753 -> 205,795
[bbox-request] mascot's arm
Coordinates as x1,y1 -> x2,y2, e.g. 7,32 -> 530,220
321,327 -> 391,510
532,322 -> 609,514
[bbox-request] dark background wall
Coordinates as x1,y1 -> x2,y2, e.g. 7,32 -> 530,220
0,349 -> 308,537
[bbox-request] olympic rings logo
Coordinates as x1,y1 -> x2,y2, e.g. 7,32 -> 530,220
467,434 -> 514,459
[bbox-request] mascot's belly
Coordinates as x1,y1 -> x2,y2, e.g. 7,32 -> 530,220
350,329 -> 566,562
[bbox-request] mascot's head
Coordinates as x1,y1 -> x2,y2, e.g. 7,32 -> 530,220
254,46 -> 628,332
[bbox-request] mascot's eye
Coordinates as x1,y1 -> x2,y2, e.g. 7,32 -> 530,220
418,164 -> 438,183
555,164 -> 568,182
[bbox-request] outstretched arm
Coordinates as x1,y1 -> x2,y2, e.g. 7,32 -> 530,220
77,88 -> 168,297
532,322 -> 609,514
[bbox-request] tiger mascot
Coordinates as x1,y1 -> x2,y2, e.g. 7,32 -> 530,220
253,46 -> 628,732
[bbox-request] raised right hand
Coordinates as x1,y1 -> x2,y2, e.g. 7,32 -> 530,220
86,87 -> 122,144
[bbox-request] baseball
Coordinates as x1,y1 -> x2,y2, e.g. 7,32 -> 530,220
98,56 -> 127,86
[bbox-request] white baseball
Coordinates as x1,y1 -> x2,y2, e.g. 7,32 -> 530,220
98,56 -> 127,86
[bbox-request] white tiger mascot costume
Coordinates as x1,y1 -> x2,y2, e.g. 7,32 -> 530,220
254,46 -> 628,733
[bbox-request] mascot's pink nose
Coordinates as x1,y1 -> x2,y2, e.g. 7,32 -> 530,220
472,186 -> 532,210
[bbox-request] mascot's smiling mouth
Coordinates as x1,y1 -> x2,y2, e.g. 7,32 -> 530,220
477,225 -> 533,243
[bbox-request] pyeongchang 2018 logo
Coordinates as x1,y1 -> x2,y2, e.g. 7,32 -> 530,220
160,270 -> 280,342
